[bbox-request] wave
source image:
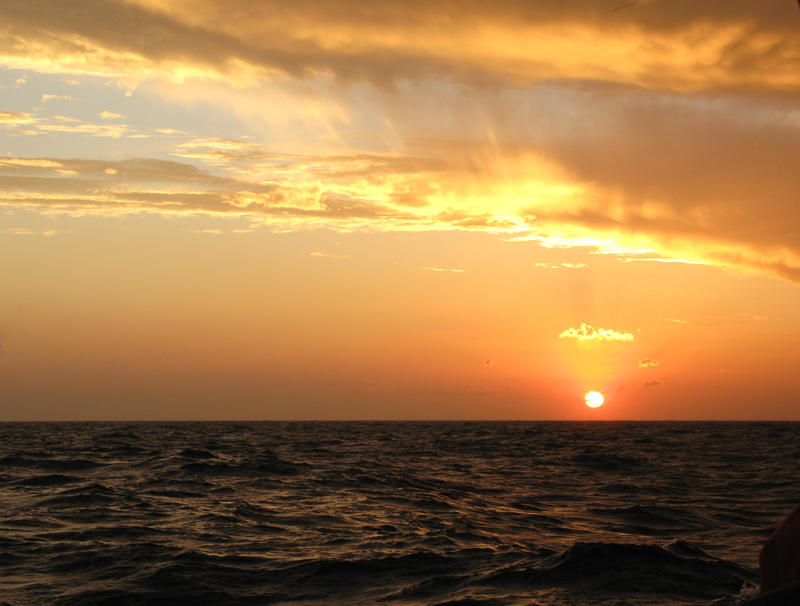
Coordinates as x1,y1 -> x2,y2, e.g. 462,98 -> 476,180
2,421 -> 790,605
485,541 -> 756,601
570,450 -> 652,472
589,504 -> 710,533
14,474 -> 83,487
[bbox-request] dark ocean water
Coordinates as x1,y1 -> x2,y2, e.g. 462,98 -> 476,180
1,421 -> 799,605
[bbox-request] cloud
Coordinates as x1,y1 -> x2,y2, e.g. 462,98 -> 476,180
643,380 -> 664,388
41,94 -> 74,103
1,2 -> 800,284
423,267 -> 466,273
161,92 -> 800,284
739,312 -> 767,322
6,227 -> 33,235
0,158 -> 63,168
0,155 -> 418,227
0,112 -> 35,124
638,358 -> 660,368
99,110 -> 125,120
2,1 -> 799,93
620,256 -> 707,266
534,262 -> 587,269
0,111 -> 140,138
35,121 -> 136,138
558,323 -> 634,342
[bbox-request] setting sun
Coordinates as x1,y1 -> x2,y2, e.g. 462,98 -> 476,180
585,391 -> 604,408
6,2 -> 800,605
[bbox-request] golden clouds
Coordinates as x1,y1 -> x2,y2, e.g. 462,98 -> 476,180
3,1 -> 799,92
0,111 -> 35,124
558,324 -> 634,342
0,158 -> 63,168
0,111 -> 141,138
423,267 -> 466,273
3,1 -> 800,284
534,262 -> 587,269
98,111 -> 125,120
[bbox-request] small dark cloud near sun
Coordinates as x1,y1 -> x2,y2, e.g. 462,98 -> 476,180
609,1 -> 638,14
639,358 -> 660,368
483,359 -> 494,366
643,380 -> 664,388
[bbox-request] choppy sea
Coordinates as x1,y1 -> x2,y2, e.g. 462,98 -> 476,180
1,421 -> 798,605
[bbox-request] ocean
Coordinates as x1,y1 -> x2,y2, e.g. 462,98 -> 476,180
1,421 -> 798,605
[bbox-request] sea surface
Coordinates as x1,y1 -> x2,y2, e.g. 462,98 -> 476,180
1,421 -> 799,605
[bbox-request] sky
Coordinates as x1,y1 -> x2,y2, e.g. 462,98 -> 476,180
2,0 -> 800,420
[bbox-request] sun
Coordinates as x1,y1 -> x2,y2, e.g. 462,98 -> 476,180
585,391 -> 604,408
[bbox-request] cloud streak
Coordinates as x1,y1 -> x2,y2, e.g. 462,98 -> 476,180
0,111 -> 141,138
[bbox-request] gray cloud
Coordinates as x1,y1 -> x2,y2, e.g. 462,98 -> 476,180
0,156 -> 416,224
1,1 -> 799,91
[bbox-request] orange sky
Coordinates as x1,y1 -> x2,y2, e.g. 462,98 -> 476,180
2,0 -> 800,420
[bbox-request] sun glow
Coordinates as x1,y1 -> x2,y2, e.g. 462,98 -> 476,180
585,391 -> 604,408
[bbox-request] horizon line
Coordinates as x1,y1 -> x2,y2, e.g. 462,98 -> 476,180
3,418 -> 800,423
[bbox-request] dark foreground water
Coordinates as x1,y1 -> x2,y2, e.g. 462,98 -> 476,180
1,422 -> 799,605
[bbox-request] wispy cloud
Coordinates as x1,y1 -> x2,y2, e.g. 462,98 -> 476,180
620,256 -> 707,266
1,112 -> 140,139
643,380 -> 664,388
423,267 -> 466,273
558,323 -> 634,343
0,158 -> 63,168
155,128 -> 187,135
308,251 -> 349,259
6,227 -> 33,236
187,228 -> 223,235
534,262 -> 587,269
41,94 -> 74,104
35,121 -> 137,138
0,112 -> 36,124
639,358 -> 660,368
99,110 -> 125,120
